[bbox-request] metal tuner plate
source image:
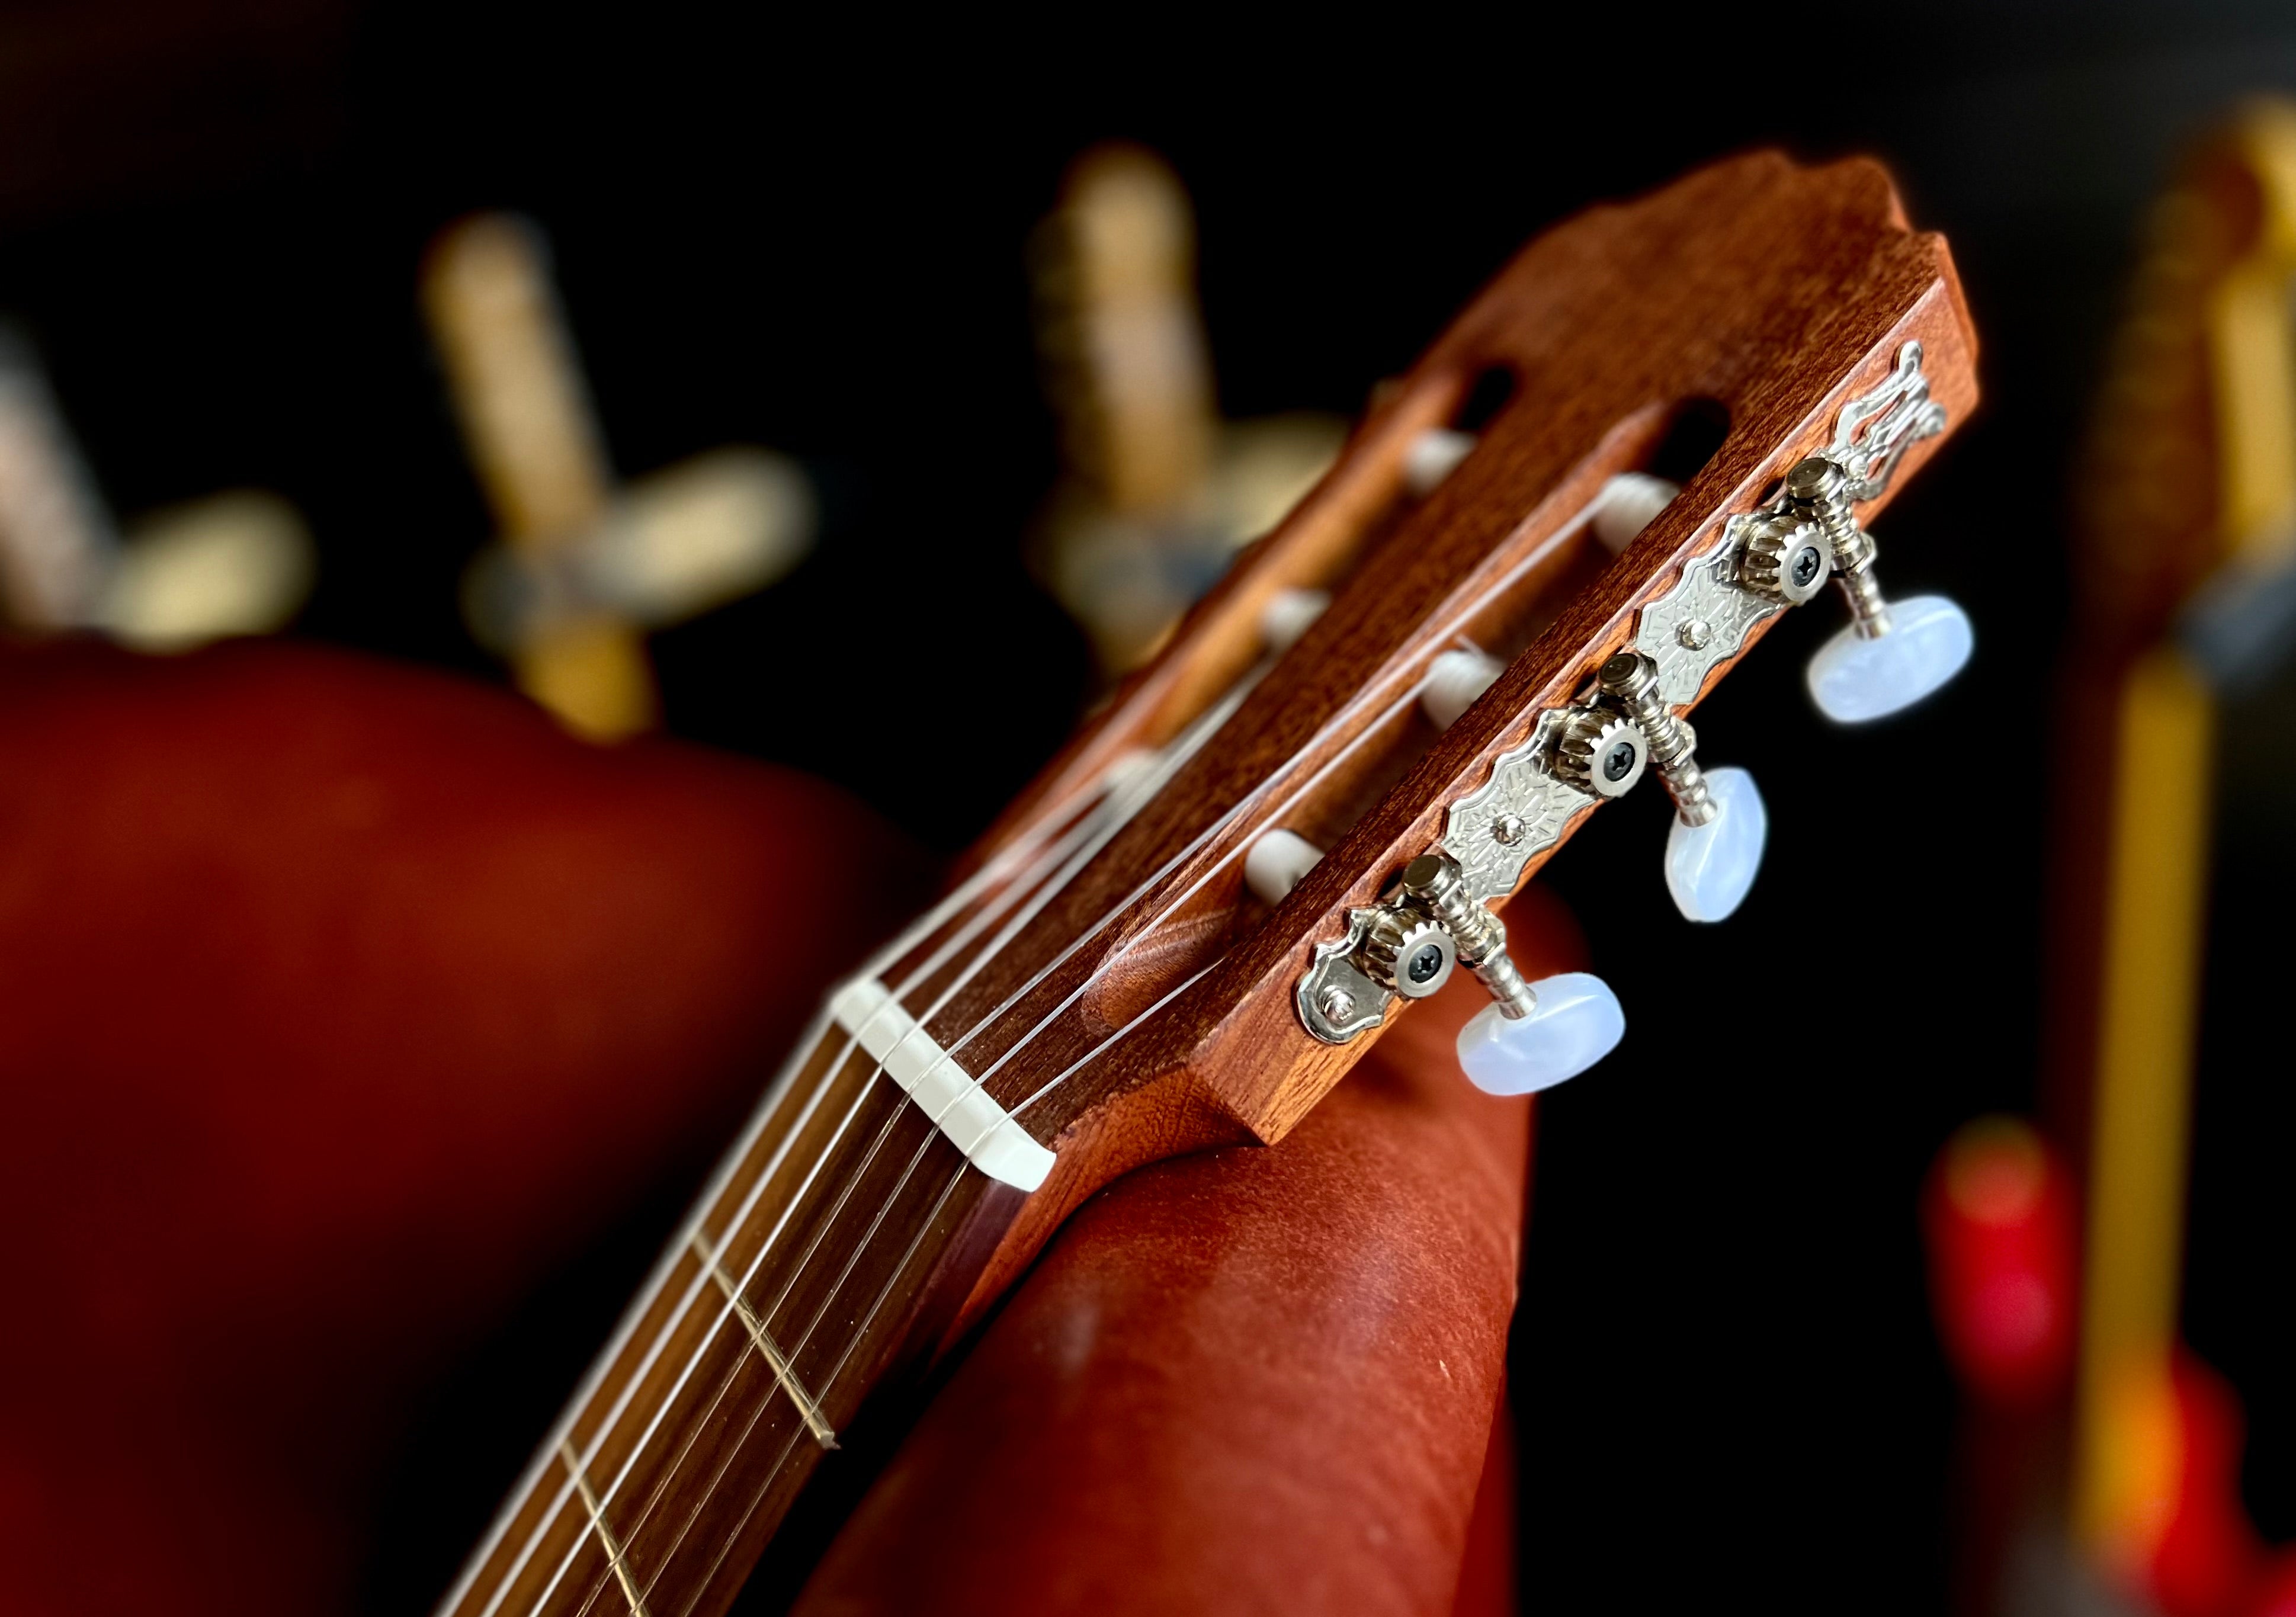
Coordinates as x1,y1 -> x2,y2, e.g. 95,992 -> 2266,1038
1829,339 -> 1947,501
1631,531 -> 1786,709
1297,906 -> 1395,1045
1439,708 -> 1598,905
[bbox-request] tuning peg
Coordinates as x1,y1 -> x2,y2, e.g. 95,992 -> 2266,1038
1784,455 -> 1973,723
1394,854 -> 1624,1095
1259,588 -> 1330,653
1582,651 -> 1765,923
1591,471 -> 1679,553
1245,828 -> 1323,906
1455,974 -> 1627,1095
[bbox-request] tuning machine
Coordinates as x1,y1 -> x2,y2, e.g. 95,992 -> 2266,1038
1784,454 -> 1973,722
1294,848 -> 1625,1096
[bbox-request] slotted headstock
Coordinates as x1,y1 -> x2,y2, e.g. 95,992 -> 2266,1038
893,152 -> 1977,1302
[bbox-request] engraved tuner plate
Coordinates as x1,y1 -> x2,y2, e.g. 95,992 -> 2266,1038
1439,708 -> 1597,904
1293,344 -> 1949,1047
1830,339 -> 1945,500
1631,527 -> 1781,707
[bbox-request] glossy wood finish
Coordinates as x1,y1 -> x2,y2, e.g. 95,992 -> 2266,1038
440,152 -> 1977,1617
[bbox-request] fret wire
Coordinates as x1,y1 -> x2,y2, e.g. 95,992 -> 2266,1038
565,1080 -> 947,1617
664,1159 -> 977,1617
531,1047 -> 897,1617
652,894 -> 1248,1606
688,1231 -> 838,1450
442,1008 -> 845,1617
558,1440 -> 649,1617
614,1123 -> 958,1617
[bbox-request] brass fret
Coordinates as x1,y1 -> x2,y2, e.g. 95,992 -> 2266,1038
557,1439 -> 649,1617
688,1231 -> 839,1451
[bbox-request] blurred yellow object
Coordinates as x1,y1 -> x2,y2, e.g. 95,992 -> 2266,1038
105,490 -> 315,653
423,216 -> 813,742
2067,98 -> 2296,1574
2072,647 -> 2215,1561
423,214 -> 647,740
1030,145 -> 1345,675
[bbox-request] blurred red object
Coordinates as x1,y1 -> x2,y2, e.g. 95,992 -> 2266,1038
0,637 -> 929,1616
2146,1354 -> 2268,1617
1920,1116 -> 2079,1407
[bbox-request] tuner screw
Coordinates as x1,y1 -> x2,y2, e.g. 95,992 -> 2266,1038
1737,514 -> 1833,607
1316,983 -> 1358,1024
1596,651 -> 1714,827
1550,706 -> 1649,800
1355,906 -> 1456,1000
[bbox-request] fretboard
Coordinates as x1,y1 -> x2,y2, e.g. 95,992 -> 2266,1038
439,1008 -> 1018,1617
435,743 -> 1185,1617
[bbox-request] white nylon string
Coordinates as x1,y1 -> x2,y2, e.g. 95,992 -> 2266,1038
438,799 -> 1105,1617
470,791 -> 1114,1617
523,697 -> 1246,1617
497,485 -> 1611,1617
615,492 -> 1619,1612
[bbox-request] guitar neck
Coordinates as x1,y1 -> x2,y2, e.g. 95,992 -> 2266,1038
440,750 -> 1209,1617
442,1018 -> 1016,1617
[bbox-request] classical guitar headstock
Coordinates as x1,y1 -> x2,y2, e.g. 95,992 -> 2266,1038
919,152 -> 1977,1233
435,153 -> 1984,1617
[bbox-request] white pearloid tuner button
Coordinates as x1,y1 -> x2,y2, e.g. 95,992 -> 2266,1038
1394,854 -> 1625,1096
1456,974 -> 1627,1095
1593,650 -> 1765,923
1784,455 -> 1972,724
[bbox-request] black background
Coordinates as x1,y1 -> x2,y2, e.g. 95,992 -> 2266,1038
7,4 -> 2296,1610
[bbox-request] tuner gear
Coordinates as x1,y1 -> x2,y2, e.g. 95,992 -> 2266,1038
1550,706 -> 1649,800
1737,515 -> 1832,606
1785,455 -> 1891,637
1596,651 -> 1714,826
1400,853 -> 1539,1021
1354,906 -> 1457,1000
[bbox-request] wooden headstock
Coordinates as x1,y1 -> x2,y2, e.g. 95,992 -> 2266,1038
438,151 -> 1978,1617
942,150 -> 1975,1300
